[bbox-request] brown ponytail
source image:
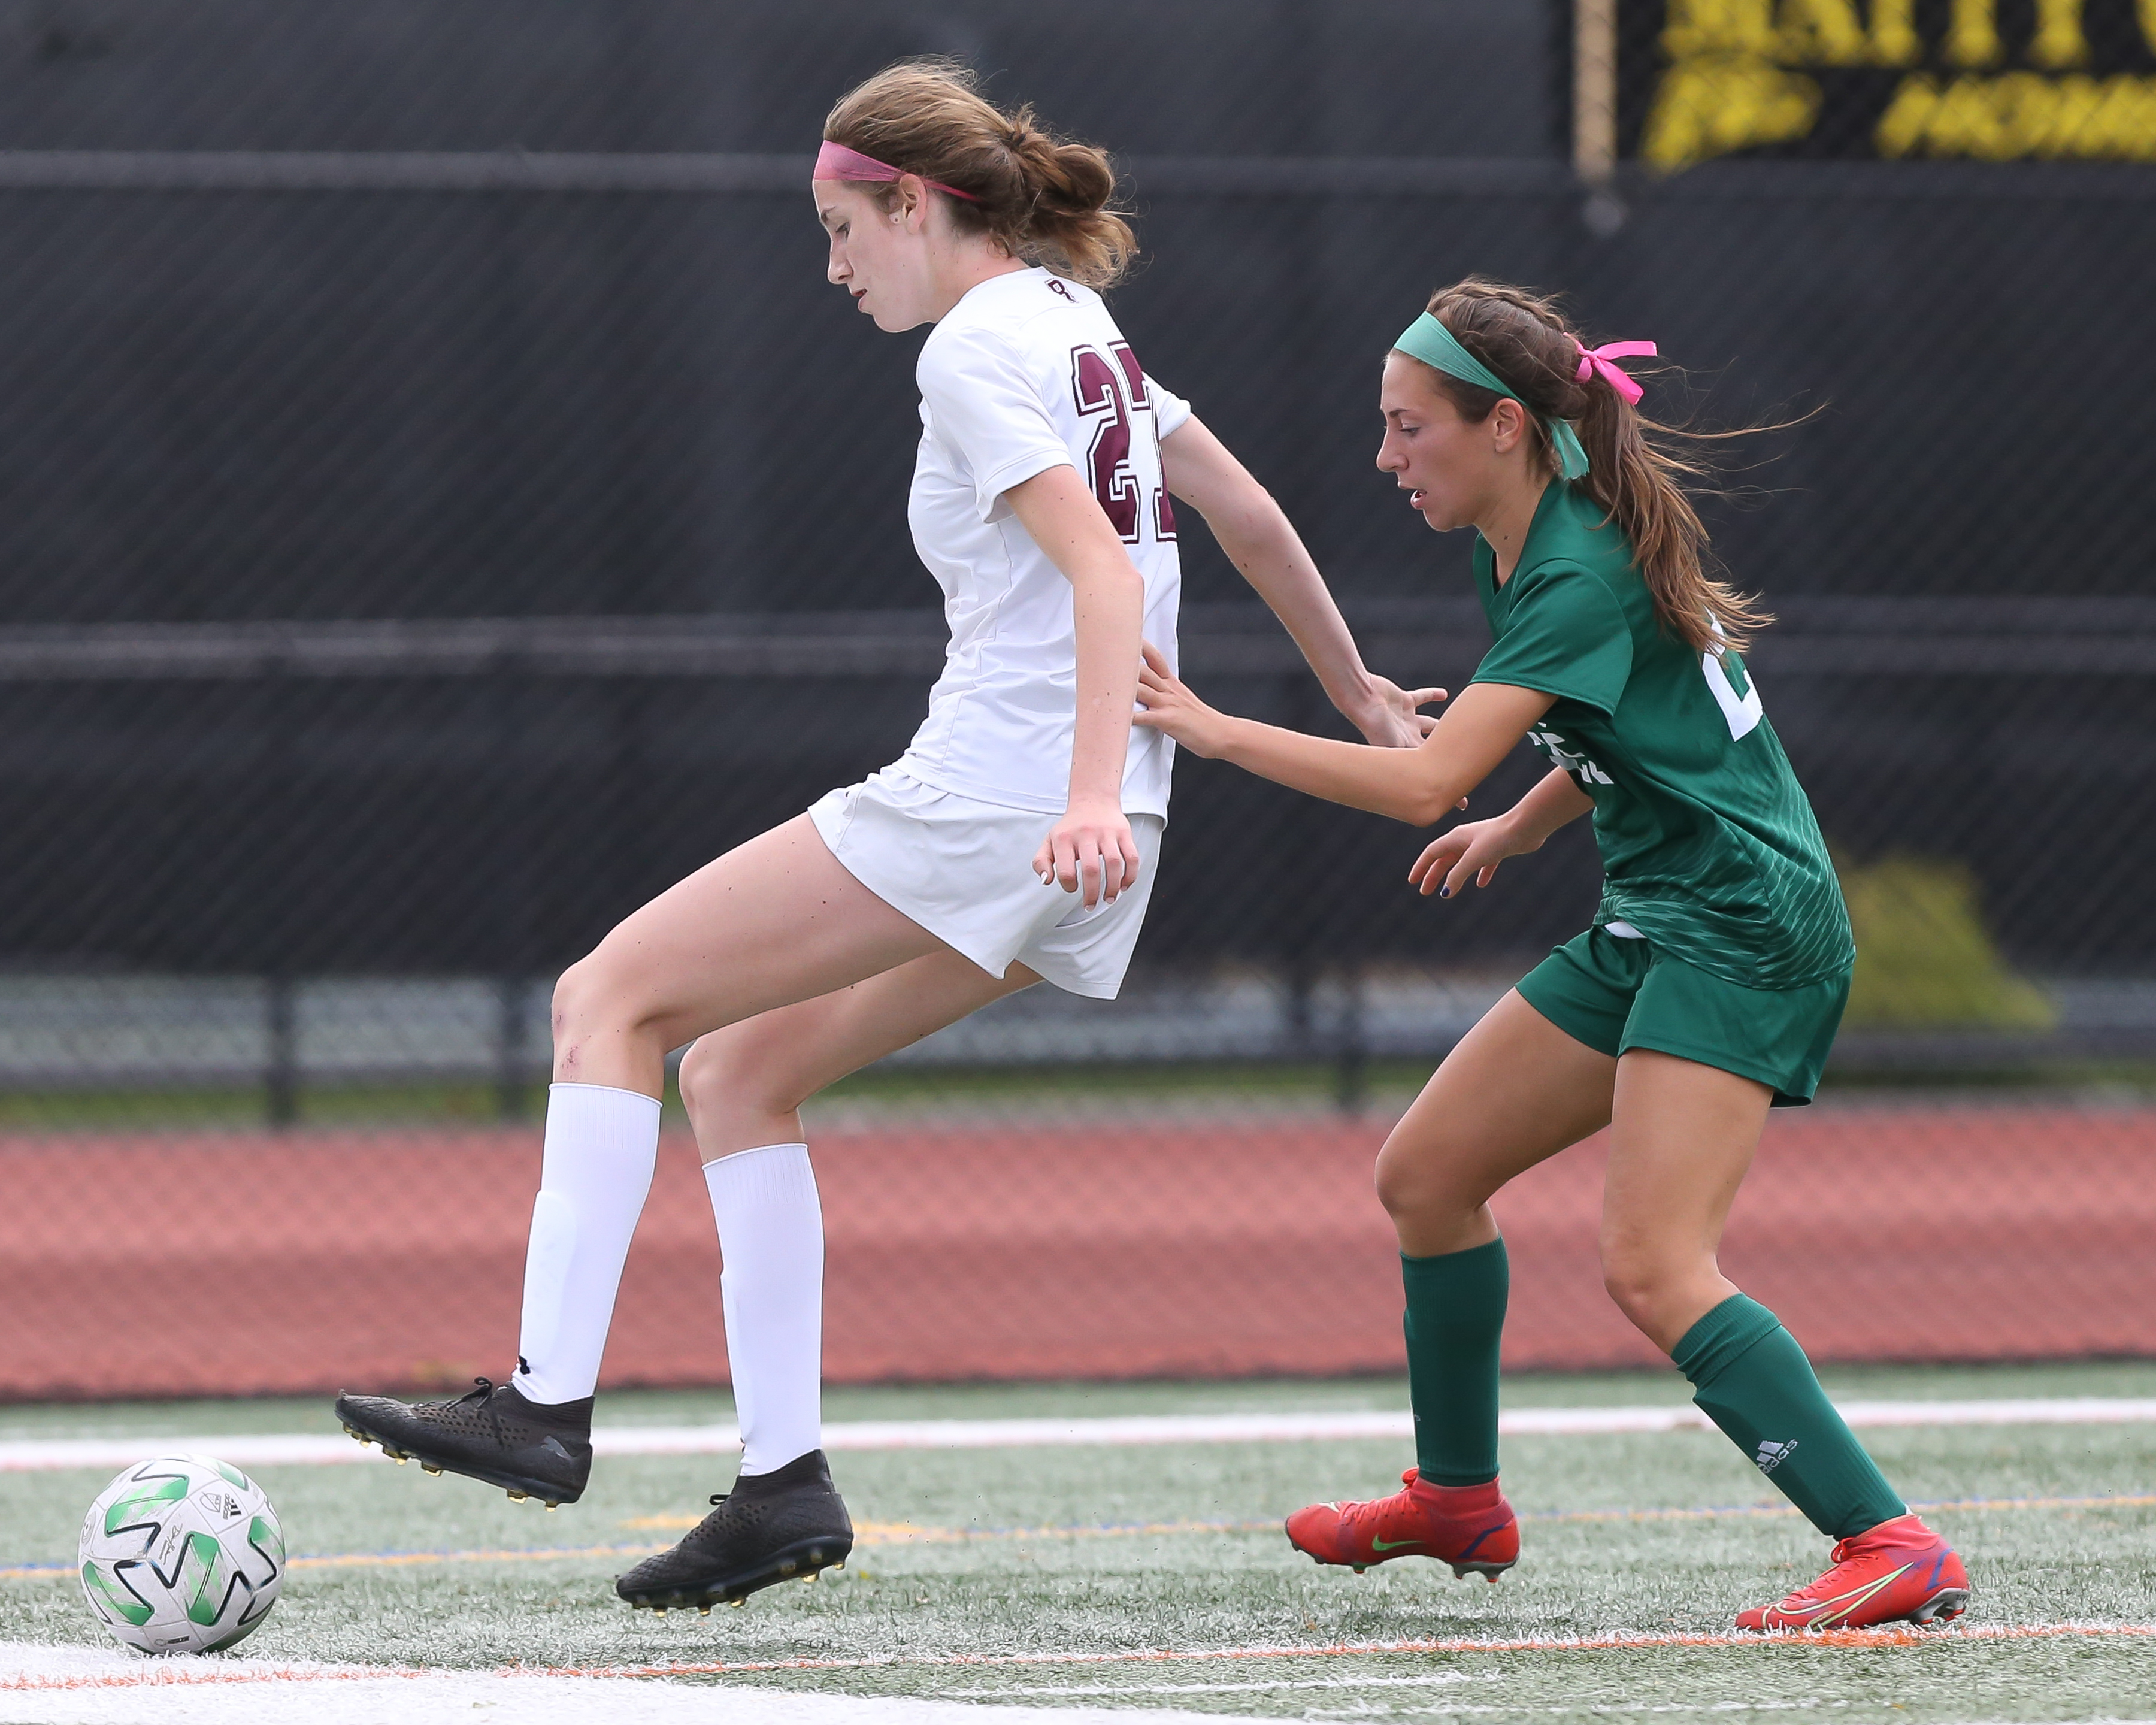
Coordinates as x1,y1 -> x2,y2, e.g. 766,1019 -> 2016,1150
823,59 -> 1136,290
1413,278 -> 1772,656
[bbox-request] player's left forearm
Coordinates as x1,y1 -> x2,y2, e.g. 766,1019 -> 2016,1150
1066,560 -> 1146,807
1179,681 -> 1554,828
1208,716 -> 1470,827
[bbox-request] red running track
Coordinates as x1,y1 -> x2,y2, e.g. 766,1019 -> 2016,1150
2,1106 -> 2149,1400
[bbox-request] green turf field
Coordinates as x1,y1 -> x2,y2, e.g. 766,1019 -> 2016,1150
6,1364 -> 2155,1721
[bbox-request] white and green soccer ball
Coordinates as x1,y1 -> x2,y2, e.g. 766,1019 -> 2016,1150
78,1455 -> 284,1654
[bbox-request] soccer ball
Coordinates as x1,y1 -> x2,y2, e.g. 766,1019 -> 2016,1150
78,1454 -> 284,1654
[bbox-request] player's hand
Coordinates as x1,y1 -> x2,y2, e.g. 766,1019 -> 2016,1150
1352,674 -> 1448,748
1408,815 -> 1531,899
1132,642 -> 1233,757
1033,796 -> 1141,907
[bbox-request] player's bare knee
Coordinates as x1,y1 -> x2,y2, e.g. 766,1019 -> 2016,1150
674,1036 -> 721,1128
680,1025 -> 809,1147
549,952 -> 652,1070
551,958 -> 607,1043
677,1033 -> 794,1128
1373,1140 -> 1468,1230
1600,1241 -> 1679,1333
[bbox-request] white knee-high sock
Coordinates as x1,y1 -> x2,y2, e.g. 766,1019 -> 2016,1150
703,1142 -> 824,1474
514,1082 -> 661,1406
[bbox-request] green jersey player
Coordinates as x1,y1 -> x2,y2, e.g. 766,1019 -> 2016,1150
1132,278 -> 1967,1632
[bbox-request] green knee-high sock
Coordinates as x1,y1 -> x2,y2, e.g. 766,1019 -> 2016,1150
1401,1237 -> 1508,1486
1674,1294 -> 1905,1539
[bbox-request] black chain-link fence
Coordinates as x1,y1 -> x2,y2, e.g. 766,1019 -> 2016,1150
1,2 -> 2152,1398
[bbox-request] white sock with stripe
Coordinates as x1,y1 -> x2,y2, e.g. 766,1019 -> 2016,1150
703,1142 -> 825,1474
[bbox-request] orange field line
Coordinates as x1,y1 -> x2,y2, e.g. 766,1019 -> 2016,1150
551,1620 -> 2156,1677
10,1622 -> 2155,1693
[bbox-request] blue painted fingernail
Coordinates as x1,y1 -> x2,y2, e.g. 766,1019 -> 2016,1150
1438,886 -> 1451,898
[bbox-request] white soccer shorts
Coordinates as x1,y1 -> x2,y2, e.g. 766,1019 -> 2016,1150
807,767 -> 1161,1000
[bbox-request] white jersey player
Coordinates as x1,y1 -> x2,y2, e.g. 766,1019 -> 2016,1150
333,58 -> 1443,1614
814,261 -> 1186,998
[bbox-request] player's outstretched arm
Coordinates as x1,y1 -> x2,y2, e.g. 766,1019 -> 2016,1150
1159,416 -> 1442,748
1006,463 -> 1147,907
1134,644 -> 1553,827
1407,768 -> 1594,898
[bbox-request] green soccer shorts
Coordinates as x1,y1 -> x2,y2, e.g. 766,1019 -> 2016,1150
1515,926 -> 1851,1106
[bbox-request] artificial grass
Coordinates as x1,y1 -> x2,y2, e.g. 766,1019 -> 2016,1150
4,1368 -> 2153,1721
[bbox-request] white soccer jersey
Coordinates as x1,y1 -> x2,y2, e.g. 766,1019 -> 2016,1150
896,266 -> 1187,820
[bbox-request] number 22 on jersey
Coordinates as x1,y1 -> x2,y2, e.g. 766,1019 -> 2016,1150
1070,343 -> 1176,545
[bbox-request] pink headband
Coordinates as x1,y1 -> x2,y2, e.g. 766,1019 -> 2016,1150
1574,338 -> 1657,405
813,140 -> 980,204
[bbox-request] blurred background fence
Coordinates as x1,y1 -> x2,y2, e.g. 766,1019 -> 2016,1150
2,1 -> 2154,1399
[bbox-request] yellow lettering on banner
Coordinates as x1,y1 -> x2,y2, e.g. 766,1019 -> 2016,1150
1945,0 -> 2003,67
1643,55 -> 1822,165
1875,74 -> 1943,153
1778,0 -> 1869,64
1878,71 -> 2156,158
1868,0 -> 1922,67
1651,0 -> 2151,167
1662,0 -> 1776,59
2028,0 -> 2090,68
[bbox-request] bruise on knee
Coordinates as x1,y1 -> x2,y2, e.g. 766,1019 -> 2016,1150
550,954 -> 634,1049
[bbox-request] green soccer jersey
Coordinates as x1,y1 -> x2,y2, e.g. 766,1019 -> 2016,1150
1467,482 -> 1853,991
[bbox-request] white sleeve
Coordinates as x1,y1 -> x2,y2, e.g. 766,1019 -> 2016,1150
917,325 -> 1075,523
1147,373 -> 1192,440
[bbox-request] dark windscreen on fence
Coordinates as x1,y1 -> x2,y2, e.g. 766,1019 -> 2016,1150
0,1 -> 2151,1397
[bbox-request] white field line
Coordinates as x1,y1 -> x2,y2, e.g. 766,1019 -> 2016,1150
0,1644 -> 1229,1725
4,1397 -> 2155,1473
5,1629 -> 2156,1725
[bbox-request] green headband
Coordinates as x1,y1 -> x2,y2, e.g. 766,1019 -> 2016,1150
1392,313 -> 1590,482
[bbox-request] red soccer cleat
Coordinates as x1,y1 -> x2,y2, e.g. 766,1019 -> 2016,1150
1736,1512 -> 1970,1631
1285,1469 -> 1519,1581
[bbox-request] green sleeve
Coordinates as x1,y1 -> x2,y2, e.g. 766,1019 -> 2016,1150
1469,565 -> 1633,715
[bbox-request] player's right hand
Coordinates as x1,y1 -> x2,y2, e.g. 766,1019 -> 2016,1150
1132,642 -> 1234,757
1034,797 -> 1141,907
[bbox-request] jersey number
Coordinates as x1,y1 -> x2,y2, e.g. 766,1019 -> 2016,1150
1702,622 -> 1764,740
1070,343 -> 1175,544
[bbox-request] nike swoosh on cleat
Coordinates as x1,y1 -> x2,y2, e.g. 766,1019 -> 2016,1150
1778,1563 -> 1913,1629
1368,1536 -> 1424,1551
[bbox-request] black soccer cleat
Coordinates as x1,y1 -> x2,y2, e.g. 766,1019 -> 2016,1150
334,1376 -> 592,1507
615,1449 -> 853,1612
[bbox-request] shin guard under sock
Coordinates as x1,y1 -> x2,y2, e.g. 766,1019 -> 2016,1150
1674,1293 -> 1906,1540
514,1082 -> 661,1406
1401,1237 -> 1508,1487
704,1142 -> 825,1476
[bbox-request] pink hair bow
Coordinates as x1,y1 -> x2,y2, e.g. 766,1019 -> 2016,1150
1574,338 -> 1657,405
